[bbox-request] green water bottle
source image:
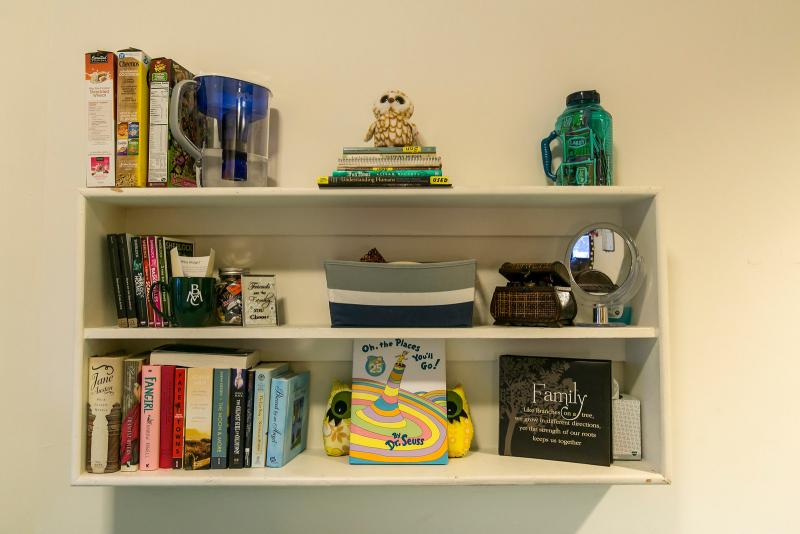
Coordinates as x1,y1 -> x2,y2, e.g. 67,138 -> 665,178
541,90 -> 613,186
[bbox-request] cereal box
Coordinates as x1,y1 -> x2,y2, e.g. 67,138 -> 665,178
116,48 -> 151,187
85,51 -> 116,187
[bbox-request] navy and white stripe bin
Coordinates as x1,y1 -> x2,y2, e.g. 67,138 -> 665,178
324,259 -> 476,327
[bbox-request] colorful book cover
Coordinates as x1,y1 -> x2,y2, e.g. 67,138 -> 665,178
227,369 -> 248,468
159,365 -> 175,468
331,169 -> 443,177
146,236 -> 162,327
120,355 -> 147,471
129,235 -> 147,327
172,367 -> 187,468
87,354 -> 125,473
141,235 -> 153,327
266,371 -> 310,468
243,369 -> 256,468
139,365 -> 161,470
156,237 -> 169,326
498,355 -> 612,466
211,369 -> 231,469
183,368 -> 213,470
349,339 -> 448,465
115,233 -> 138,327
147,58 -> 199,188
251,362 -> 289,467
106,234 -> 127,328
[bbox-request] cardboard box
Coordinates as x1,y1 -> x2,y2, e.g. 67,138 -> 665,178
116,48 -> 151,187
85,51 -> 116,187
612,394 -> 642,460
147,58 -> 199,187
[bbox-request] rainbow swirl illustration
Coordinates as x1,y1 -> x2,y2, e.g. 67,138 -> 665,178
350,353 -> 448,464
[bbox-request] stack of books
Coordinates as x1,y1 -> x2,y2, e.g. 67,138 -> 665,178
317,146 -> 450,188
85,345 -> 310,474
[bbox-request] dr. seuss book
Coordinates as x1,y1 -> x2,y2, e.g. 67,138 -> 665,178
115,48 -> 150,188
139,365 -> 161,470
266,371 -> 310,468
147,58 -> 199,187
349,339 -> 448,465
250,362 -> 289,467
87,354 -> 125,473
498,355 -> 612,466
183,368 -> 213,470
85,51 -> 116,187
120,355 -> 147,471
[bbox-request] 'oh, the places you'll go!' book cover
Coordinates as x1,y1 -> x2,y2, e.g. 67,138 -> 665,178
350,339 -> 448,465
498,355 -> 612,466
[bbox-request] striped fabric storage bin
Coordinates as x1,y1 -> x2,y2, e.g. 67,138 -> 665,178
324,260 -> 477,327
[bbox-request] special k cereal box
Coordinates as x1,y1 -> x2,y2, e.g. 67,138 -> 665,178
85,51 -> 116,187
116,48 -> 151,187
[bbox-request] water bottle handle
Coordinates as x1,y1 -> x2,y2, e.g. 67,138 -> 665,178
169,79 -> 202,162
541,130 -> 559,182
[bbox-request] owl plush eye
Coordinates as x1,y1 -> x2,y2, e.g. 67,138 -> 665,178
447,390 -> 468,422
380,95 -> 389,103
326,390 -> 352,425
395,96 -> 405,105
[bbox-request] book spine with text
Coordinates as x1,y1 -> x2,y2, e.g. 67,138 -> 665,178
159,365 -> 175,468
129,236 -> 147,327
116,234 -> 138,327
141,236 -> 153,327
251,370 -> 269,467
342,145 -> 436,154
243,369 -> 255,468
146,236 -> 163,327
227,369 -> 247,468
139,365 -> 161,470
87,355 -> 124,473
184,368 -> 213,470
211,369 -> 231,469
156,237 -> 171,326
120,356 -> 145,471
172,367 -> 186,468
266,377 -> 289,468
331,169 -> 442,177
318,175 -> 450,187
106,234 -> 127,328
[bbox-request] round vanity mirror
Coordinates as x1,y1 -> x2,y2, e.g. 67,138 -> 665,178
565,223 -> 644,326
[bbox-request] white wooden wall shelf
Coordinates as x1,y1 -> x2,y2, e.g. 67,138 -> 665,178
73,186 -> 670,486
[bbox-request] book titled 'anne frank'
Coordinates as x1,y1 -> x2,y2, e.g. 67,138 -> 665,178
498,355 -> 612,466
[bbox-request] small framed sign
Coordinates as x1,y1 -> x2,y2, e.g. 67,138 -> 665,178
242,274 -> 278,327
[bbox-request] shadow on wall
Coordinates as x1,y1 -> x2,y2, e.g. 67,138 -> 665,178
113,485 -> 609,533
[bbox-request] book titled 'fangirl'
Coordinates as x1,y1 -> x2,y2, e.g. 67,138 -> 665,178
498,355 -> 612,466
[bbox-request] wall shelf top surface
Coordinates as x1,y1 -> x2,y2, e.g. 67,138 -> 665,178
73,449 -> 666,487
79,186 -> 659,208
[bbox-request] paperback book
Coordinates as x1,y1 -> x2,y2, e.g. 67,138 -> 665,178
266,371 -> 310,468
158,365 -> 176,468
250,362 -> 289,467
139,365 -> 161,470
498,355 -> 612,466
349,339 -> 448,465
120,355 -> 147,471
172,367 -> 187,468
211,369 -> 231,469
87,354 -> 125,473
227,369 -> 248,468
183,368 -> 213,470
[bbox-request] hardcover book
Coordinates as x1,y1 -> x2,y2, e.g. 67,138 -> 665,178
172,367 -> 187,468
150,344 -> 260,369
120,355 -> 147,471
211,369 -> 231,469
250,362 -> 289,467
106,234 -> 127,328
227,369 -> 248,468
115,234 -> 138,327
349,339 -> 448,465
87,354 -> 125,473
139,365 -> 161,470
183,368 -> 213,470
158,365 -> 175,468
266,371 -> 311,468
498,355 -> 612,466
129,235 -> 147,327
342,146 -> 437,155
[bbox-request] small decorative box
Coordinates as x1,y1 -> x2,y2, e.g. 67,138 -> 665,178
242,274 -> 278,326
612,394 -> 641,460
490,262 -> 576,327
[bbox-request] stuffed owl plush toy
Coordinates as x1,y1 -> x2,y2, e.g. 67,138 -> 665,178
323,381 -> 352,456
364,90 -> 419,147
446,385 -> 474,458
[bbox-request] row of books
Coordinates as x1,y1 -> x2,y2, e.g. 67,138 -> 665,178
317,146 -> 451,188
86,48 -> 200,188
86,345 -> 310,473
106,234 -> 194,328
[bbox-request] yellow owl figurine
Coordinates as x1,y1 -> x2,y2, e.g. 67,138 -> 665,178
364,90 -> 419,147
446,385 -> 474,458
323,381 -> 351,456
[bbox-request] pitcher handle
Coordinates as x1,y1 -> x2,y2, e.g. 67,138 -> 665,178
541,130 -> 559,182
169,79 -> 202,162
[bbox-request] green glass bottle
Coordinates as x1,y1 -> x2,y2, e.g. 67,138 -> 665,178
541,90 -> 613,186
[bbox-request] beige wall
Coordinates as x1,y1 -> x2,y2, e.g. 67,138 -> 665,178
1,0 -> 798,532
